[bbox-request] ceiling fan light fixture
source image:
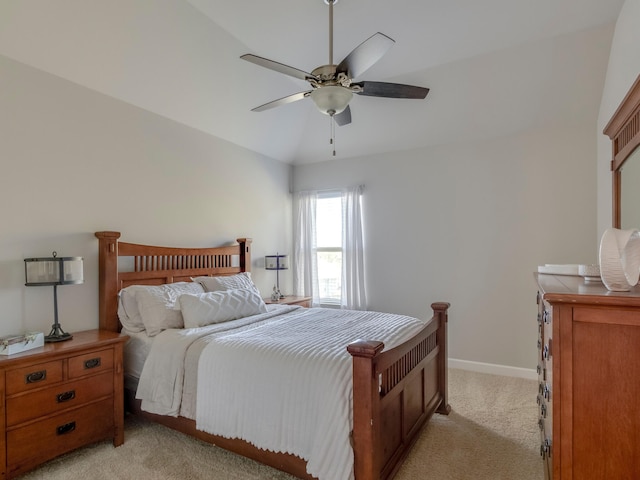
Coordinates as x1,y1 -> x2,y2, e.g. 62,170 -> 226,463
310,86 -> 353,116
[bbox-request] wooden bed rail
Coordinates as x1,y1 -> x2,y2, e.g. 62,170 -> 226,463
348,302 -> 450,480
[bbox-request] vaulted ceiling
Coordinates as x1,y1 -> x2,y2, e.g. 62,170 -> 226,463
0,1 -> 625,164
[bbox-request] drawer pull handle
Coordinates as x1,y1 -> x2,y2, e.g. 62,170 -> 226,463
543,384 -> 551,401
56,421 -> 76,435
84,358 -> 101,369
25,370 -> 46,384
56,390 -> 76,403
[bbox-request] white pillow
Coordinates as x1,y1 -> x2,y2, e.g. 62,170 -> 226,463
132,282 -> 205,336
178,289 -> 268,328
118,288 -> 145,333
193,272 -> 260,295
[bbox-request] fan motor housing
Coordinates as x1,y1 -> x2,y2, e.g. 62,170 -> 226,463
310,65 -> 353,90
311,65 -> 337,82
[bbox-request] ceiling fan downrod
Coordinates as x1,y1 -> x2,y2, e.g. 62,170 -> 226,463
328,0 -> 335,66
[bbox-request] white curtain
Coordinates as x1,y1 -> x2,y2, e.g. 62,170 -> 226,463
341,185 -> 366,310
293,191 -> 319,305
293,185 -> 367,310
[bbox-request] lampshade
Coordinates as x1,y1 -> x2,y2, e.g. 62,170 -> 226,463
25,254 -> 84,286
265,255 -> 289,270
24,252 -> 83,342
310,86 -> 353,116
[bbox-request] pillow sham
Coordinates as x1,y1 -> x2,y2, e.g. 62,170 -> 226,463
131,282 -> 205,336
178,289 -> 268,328
117,288 -> 145,333
193,272 -> 260,295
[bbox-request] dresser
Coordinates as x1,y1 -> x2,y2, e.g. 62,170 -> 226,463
535,273 -> 640,479
0,329 -> 127,479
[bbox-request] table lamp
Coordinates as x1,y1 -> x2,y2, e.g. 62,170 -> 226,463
24,252 -> 83,342
265,254 -> 289,299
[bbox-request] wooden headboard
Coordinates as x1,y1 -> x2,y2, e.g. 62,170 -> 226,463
95,231 -> 252,332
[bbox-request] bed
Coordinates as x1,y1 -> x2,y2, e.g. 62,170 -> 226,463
95,231 -> 450,480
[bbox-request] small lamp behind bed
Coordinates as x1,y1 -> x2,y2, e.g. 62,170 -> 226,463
265,254 -> 288,300
24,252 -> 83,342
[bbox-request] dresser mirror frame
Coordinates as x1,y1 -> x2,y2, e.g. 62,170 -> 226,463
604,73 -> 640,228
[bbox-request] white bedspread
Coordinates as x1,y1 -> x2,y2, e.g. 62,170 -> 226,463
195,307 -> 427,480
135,306 -> 299,416
135,305 -> 427,480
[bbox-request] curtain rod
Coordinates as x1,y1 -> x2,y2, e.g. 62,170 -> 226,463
293,184 -> 365,195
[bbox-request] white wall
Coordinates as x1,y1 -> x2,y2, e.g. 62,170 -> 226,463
293,23 -> 614,372
597,0 -> 640,236
294,124 -> 597,371
0,55 -> 292,337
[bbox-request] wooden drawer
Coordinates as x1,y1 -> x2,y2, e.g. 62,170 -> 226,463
7,398 -> 114,478
6,371 -> 114,427
68,348 -> 113,378
5,360 -> 63,395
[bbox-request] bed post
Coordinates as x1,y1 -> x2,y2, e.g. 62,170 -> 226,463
432,302 -> 451,415
346,339 -> 385,480
95,231 -> 121,332
236,238 -> 252,273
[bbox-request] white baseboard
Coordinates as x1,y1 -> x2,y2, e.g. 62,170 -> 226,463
449,358 -> 538,380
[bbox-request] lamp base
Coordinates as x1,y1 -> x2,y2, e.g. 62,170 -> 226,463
45,323 -> 73,343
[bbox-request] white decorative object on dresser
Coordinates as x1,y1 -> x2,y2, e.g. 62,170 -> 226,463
598,228 -> 640,291
0,332 -> 44,356
535,273 -> 640,479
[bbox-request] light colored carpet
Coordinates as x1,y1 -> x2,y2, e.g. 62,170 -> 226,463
19,369 -> 543,479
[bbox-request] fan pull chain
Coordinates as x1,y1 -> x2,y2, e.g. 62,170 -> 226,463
330,116 -> 336,156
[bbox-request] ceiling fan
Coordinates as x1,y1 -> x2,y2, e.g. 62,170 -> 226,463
240,0 -> 429,129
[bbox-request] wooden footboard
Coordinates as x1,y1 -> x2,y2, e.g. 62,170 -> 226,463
348,302 -> 450,480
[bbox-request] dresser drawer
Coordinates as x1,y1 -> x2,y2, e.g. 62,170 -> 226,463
68,348 -> 113,378
6,371 -> 114,427
7,397 -> 114,477
5,360 -> 64,395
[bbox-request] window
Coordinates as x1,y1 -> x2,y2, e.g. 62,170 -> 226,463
316,192 -> 342,304
294,185 -> 366,310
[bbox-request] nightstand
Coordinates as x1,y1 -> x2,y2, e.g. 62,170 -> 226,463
264,295 -> 312,308
0,329 -> 127,479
